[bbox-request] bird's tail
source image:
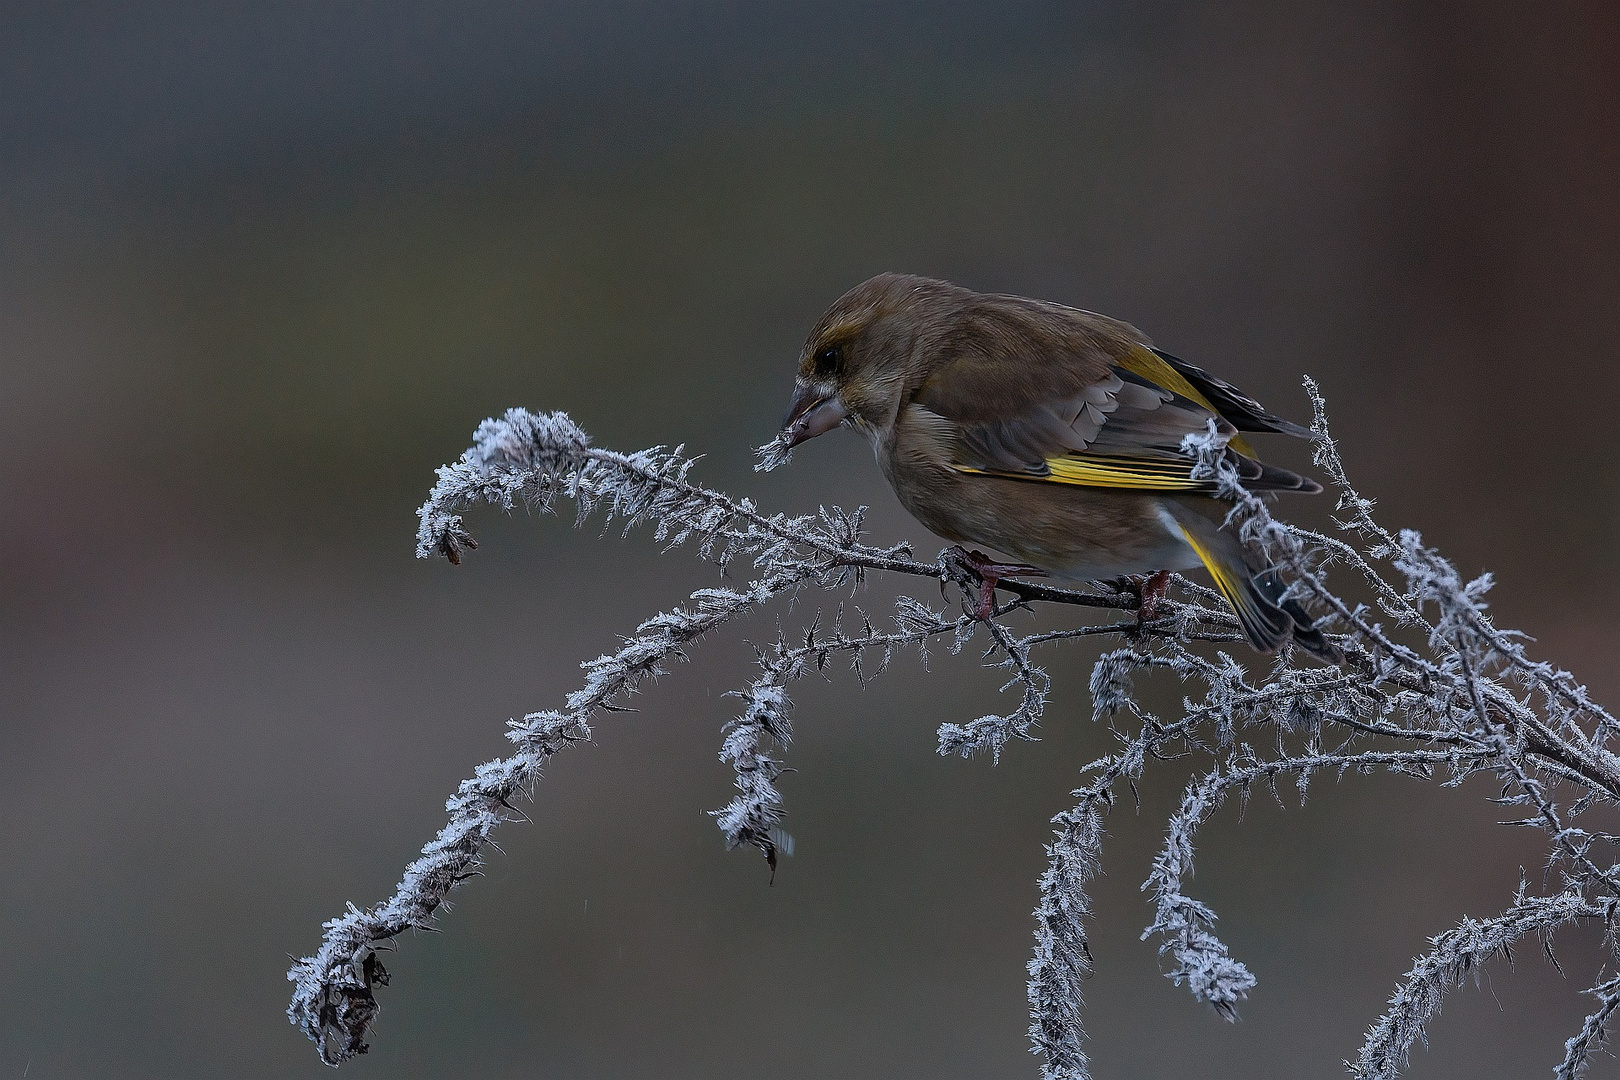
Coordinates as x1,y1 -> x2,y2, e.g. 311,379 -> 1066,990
1166,507 -> 1338,662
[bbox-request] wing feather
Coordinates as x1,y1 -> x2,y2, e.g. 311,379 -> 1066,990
910,296 -> 1317,494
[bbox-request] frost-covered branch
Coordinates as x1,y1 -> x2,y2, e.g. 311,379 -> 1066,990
285,568 -> 817,1063
1029,801 -> 1103,1080
712,601 -> 975,867
290,409 -> 1141,1064
291,394 -> 1620,1080
1559,971 -> 1620,1080
1143,747 -> 1484,1021
1353,890 -> 1616,1079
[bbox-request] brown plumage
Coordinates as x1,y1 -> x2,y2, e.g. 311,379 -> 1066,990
777,272 -> 1333,659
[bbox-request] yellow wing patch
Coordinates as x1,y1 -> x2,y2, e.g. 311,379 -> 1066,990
954,455 -> 1214,491
1117,346 -> 1257,458
1044,456 -> 1207,490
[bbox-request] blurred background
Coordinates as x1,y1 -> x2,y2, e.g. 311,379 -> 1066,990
2,2 -> 1618,1076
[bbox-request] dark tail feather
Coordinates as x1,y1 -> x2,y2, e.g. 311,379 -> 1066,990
1170,511 -> 1339,662
1248,568 -> 1340,662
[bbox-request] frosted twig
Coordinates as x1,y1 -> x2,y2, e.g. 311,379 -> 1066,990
1143,747 -> 1483,1020
1029,802 -> 1102,1080
712,604 -> 973,866
286,565 -> 815,1063
936,615 -> 1051,761
289,396 -> 1620,1080
1353,890 -> 1614,1080
1558,971 -> 1620,1080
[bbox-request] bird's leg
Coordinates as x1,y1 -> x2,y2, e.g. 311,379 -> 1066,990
1123,570 -> 1172,625
944,546 -> 1047,620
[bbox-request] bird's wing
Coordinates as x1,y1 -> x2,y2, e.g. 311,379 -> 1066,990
1149,349 -> 1315,438
911,313 -> 1316,494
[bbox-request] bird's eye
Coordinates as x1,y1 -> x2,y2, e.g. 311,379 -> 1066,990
813,345 -> 843,378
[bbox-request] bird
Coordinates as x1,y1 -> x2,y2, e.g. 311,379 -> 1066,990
774,272 -> 1334,659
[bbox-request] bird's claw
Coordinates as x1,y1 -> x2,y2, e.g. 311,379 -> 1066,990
1123,570 -> 1172,626
942,546 -> 1046,620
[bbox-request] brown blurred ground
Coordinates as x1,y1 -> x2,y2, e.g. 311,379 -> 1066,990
1,3 -> 1618,1077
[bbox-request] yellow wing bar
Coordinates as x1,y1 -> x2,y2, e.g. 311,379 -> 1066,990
954,454 -> 1214,491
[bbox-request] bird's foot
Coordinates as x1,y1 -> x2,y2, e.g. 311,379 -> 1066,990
944,547 -> 1047,620
1121,570 -> 1172,626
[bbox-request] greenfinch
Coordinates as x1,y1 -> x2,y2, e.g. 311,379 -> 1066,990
776,272 -> 1332,659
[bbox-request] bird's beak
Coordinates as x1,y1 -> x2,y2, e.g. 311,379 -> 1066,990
781,384 -> 851,448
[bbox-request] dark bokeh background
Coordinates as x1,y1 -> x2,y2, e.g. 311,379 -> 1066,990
3,3 -> 1618,1077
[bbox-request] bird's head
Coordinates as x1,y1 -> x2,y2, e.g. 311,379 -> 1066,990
780,272 -> 967,448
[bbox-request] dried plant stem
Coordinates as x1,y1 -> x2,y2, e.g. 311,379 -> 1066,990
288,395 -> 1619,1080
